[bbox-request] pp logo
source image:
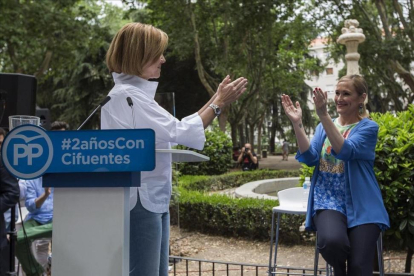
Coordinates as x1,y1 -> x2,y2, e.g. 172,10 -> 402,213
2,125 -> 53,179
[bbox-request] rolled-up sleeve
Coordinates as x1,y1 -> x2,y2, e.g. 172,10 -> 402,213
175,113 -> 205,150
296,123 -> 323,167
332,121 -> 378,161
25,180 -> 38,213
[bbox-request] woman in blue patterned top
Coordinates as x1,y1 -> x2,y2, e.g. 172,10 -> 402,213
281,75 -> 389,276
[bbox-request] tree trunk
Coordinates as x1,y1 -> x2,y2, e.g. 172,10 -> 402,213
218,106 -> 228,132
390,60 -> 414,100
269,101 -> 279,154
230,122 -> 238,147
257,125 -> 262,156
248,123 -> 255,151
256,113 -> 265,155
270,124 -> 276,154
34,50 -> 53,79
238,123 -> 245,146
190,10 -> 216,97
245,119 -> 250,144
7,43 -> 23,73
405,247 -> 413,273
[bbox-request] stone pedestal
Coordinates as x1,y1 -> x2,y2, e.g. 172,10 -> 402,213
337,19 -> 365,75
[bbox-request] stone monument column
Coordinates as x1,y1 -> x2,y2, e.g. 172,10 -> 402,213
337,19 -> 365,75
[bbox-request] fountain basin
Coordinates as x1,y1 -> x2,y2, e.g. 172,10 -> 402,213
234,177 -> 300,200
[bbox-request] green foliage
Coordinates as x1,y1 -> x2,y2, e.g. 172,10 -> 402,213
299,164 -> 314,186
0,0 -> 126,128
177,124 -> 233,175
371,106 -> 414,250
171,170 -> 303,242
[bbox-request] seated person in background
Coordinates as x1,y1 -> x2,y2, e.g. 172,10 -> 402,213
16,121 -> 68,276
237,143 -> 258,171
16,177 -> 52,276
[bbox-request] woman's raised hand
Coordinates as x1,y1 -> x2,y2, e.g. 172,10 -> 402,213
281,94 -> 302,123
313,87 -> 328,117
216,75 -> 248,107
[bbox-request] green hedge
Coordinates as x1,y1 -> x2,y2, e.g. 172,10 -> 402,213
371,107 -> 414,251
170,170 -> 304,242
177,125 -> 233,175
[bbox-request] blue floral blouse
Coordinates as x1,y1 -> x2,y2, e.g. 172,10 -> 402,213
313,119 -> 358,216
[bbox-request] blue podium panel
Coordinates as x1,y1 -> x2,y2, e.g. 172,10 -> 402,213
43,171 -> 141,188
1,125 -> 155,180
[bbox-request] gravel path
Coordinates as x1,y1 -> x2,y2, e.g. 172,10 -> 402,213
169,226 -> 409,275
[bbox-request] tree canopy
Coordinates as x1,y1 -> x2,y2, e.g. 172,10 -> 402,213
128,0 -> 322,151
0,0 -> 126,128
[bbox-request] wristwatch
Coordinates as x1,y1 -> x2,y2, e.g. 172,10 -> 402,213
209,103 -> 221,117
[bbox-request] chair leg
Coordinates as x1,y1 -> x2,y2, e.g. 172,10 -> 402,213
377,232 -> 384,276
273,214 -> 281,273
268,212 -> 276,276
314,232 -> 319,276
268,212 -> 281,275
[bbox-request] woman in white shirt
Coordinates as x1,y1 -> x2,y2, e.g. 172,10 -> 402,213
102,22 -> 247,276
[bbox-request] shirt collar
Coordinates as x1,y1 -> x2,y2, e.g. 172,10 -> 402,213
112,72 -> 159,99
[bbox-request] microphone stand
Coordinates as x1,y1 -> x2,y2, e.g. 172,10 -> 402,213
77,105 -> 102,130
77,96 -> 111,130
6,206 -> 17,276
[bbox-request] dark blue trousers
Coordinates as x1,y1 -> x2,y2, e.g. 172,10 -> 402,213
313,210 -> 380,276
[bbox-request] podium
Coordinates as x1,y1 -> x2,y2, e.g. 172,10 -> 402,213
48,150 -> 208,276
1,126 -> 209,276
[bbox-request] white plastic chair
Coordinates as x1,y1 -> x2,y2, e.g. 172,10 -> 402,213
268,187 -> 330,276
268,188 -> 309,275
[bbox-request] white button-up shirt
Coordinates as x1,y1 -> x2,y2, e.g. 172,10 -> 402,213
101,73 -> 206,213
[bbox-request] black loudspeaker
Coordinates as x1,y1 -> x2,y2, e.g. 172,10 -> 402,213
0,73 -> 37,129
36,107 -> 51,130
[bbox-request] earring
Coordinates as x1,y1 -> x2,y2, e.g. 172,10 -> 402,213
359,104 -> 363,115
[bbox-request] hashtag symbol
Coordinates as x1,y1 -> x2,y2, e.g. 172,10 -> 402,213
61,139 -> 72,150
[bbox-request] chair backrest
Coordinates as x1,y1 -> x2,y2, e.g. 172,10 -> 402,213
277,187 -> 304,208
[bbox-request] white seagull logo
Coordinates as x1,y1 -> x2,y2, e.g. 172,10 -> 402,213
12,135 -> 44,143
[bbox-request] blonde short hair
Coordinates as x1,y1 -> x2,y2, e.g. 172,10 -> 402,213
337,74 -> 369,118
106,23 -> 168,76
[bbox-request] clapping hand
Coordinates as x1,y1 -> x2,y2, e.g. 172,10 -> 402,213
216,75 -> 248,107
313,87 -> 328,117
281,94 -> 302,123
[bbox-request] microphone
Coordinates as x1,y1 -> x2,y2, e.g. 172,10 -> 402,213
77,96 -> 111,130
126,97 -> 136,128
127,97 -> 133,107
